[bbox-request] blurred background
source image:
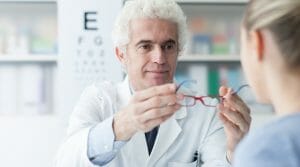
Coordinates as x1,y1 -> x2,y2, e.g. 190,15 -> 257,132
0,0 -> 274,166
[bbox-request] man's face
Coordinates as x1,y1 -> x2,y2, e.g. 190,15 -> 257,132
117,18 -> 179,91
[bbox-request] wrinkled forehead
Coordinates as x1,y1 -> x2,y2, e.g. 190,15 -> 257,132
128,18 -> 178,44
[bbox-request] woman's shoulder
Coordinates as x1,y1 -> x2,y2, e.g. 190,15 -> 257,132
248,113 -> 300,137
234,113 -> 300,167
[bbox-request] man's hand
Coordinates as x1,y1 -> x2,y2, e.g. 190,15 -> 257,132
113,83 -> 182,141
217,86 -> 251,162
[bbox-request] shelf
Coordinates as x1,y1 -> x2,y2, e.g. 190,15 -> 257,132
178,55 -> 240,62
0,55 -> 57,63
0,0 -> 55,2
176,0 -> 248,4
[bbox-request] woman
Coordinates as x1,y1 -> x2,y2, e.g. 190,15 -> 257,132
233,0 -> 300,166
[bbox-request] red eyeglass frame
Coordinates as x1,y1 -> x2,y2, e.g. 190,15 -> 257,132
176,80 -> 249,107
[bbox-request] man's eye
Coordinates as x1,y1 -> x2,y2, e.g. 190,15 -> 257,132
137,44 -> 152,54
163,43 -> 176,50
166,44 -> 174,49
140,44 -> 151,50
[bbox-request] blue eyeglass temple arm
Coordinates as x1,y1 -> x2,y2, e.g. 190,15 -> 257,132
177,80 -> 249,95
176,80 -> 197,92
231,84 -> 250,95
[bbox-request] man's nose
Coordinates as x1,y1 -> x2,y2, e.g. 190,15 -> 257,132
151,46 -> 166,64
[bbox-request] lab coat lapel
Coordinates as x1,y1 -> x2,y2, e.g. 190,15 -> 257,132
123,131 -> 149,165
118,77 -> 188,165
147,107 -> 187,166
117,77 -> 149,164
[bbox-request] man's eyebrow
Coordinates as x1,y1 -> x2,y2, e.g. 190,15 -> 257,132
135,39 -> 177,47
135,40 -> 153,47
163,39 -> 176,44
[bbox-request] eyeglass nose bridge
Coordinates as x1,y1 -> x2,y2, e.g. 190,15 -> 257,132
179,95 -> 220,107
178,95 -> 197,107
198,96 -> 223,107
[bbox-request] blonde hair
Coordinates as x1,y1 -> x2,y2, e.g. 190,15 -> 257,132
244,0 -> 300,68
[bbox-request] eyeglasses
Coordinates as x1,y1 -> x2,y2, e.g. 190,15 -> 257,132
176,80 -> 249,107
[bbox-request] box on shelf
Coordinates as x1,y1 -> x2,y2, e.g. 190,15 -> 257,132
0,1 -> 57,115
0,2 -> 57,56
0,64 -> 52,115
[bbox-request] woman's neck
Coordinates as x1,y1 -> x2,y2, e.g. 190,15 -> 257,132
268,72 -> 300,116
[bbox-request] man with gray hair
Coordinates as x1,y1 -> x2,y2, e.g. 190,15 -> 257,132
55,0 -> 251,166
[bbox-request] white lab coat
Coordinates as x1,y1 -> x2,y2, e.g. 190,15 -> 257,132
54,77 -> 230,167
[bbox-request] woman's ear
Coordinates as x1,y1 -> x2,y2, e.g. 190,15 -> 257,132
249,30 -> 264,61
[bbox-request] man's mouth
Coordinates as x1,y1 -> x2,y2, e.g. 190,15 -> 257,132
145,70 -> 170,85
147,71 -> 168,73
146,71 -> 169,76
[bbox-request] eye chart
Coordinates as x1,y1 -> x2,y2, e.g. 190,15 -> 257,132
58,0 -> 123,115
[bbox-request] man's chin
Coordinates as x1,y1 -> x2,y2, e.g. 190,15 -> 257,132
148,78 -> 172,86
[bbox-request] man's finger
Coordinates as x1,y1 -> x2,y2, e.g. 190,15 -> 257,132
223,94 -> 251,124
218,104 -> 249,132
135,94 -> 179,114
219,86 -> 229,96
139,104 -> 180,123
223,109 -> 249,132
219,111 -> 240,135
133,83 -> 176,102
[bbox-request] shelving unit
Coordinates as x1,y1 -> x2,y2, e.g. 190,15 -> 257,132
176,0 -> 248,4
179,55 -> 240,62
0,1 -> 61,167
0,1 -> 57,115
0,0 -> 55,2
176,0 -> 246,86
175,0 -> 274,117
0,55 -> 57,62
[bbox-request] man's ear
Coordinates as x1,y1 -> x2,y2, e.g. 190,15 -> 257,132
115,47 -> 126,65
249,30 -> 264,61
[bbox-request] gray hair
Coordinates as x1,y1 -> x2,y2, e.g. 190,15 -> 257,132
112,0 -> 188,56
243,0 -> 300,68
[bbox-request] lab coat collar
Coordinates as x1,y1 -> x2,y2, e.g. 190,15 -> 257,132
124,118 -> 183,166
